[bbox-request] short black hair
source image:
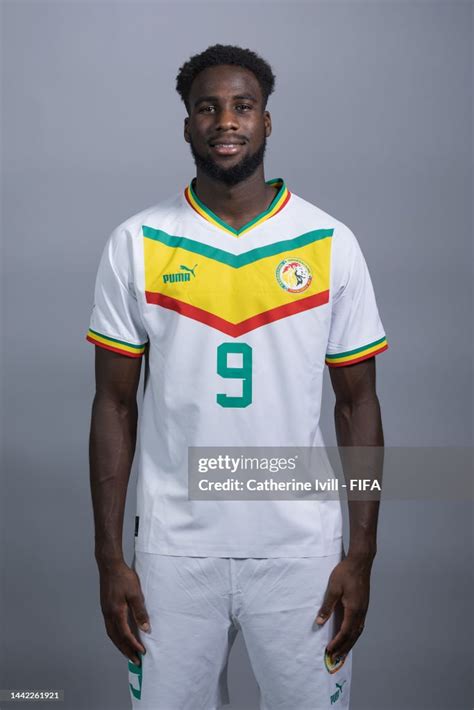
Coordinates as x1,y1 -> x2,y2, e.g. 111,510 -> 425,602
176,44 -> 275,112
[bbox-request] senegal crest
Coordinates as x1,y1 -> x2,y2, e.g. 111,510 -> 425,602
276,258 -> 312,293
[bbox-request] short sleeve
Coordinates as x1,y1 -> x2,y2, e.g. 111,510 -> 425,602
325,226 -> 388,367
86,226 -> 149,358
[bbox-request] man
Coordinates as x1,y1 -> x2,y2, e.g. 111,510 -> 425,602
87,44 -> 388,710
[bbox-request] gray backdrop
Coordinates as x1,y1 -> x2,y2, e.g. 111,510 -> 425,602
1,1 -> 472,709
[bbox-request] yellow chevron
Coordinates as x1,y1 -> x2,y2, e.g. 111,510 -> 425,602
144,237 -> 331,323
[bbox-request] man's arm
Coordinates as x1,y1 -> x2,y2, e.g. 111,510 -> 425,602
316,356 -> 383,660
89,346 -> 150,665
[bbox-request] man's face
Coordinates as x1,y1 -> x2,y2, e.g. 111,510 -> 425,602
184,65 -> 272,186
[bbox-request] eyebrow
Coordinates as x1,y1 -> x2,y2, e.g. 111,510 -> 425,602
193,94 -> 258,106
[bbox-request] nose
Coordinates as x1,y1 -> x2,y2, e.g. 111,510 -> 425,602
214,106 -> 239,131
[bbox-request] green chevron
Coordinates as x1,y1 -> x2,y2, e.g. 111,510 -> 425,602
142,226 -> 333,268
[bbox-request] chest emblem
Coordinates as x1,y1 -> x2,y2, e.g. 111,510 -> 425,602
276,258 -> 312,293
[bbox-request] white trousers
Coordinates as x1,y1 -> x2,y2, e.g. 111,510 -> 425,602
128,551 -> 351,710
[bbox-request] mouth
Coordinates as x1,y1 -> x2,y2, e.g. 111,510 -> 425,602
209,142 -> 246,156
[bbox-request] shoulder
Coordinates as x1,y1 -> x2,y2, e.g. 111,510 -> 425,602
98,193 -> 182,275
108,191 -> 183,247
289,190 -> 359,254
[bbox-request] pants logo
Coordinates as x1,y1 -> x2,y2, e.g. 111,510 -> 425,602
330,680 -> 347,705
128,657 -> 143,700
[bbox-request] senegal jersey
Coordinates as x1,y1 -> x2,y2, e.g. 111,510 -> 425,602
86,178 -> 388,557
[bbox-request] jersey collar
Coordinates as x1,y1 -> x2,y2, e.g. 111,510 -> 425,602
184,177 -> 291,237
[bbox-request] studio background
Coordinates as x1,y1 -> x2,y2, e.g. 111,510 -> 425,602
1,2 -> 472,709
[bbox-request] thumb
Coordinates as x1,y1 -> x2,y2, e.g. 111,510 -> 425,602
316,585 -> 339,625
128,591 -> 151,633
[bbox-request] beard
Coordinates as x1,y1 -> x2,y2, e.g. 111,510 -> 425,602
188,135 -> 267,187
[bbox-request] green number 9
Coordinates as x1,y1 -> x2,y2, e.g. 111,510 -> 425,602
216,343 -> 252,408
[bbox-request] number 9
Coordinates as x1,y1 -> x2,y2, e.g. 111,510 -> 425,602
216,343 -> 252,408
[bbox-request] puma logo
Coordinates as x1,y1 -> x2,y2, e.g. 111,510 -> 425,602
163,264 -> 198,284
179,263 -> 198,277
330,679 -> 347,704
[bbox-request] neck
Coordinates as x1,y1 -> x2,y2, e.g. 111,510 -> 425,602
192,166 -> 277,227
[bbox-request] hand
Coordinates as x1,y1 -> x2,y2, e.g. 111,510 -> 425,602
99,560 -> 150,665
315,554 -> 372,661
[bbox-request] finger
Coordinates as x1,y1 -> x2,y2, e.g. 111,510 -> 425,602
105,617 -> 143,665
128,590 -> 151,633
327,609 -> 364,657
120,613 -> 147,657
326,606 -> 357,653
110,608 -> 146,658
316,585 -> 340,625
106,607 -> 147,658
334,619 -> 366,658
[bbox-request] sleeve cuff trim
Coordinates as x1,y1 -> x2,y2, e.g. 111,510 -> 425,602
325,336 -> 388,367
86,329 -> 147,357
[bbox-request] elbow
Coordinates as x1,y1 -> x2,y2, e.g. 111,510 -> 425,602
93,390 -> 138,416
334,394 -> 381,424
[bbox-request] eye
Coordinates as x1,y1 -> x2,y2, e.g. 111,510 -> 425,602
236,104 -> 252,111
199,105 -> 216,113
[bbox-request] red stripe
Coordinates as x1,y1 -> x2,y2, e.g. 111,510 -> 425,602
184,186 -> 193,209
272,189 -> 291,216
86,335 -> 144,358
326,343 -> 388,367
146,290 -> 329,337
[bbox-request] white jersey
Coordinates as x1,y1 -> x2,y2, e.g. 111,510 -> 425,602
86,178 -> 388,557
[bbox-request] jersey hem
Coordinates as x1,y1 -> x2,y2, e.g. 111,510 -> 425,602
134,537 -> 343,558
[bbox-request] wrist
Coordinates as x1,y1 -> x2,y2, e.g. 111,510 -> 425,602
95,543 -> 125,572
347,541 -> 377,563
95,556 -> 127,575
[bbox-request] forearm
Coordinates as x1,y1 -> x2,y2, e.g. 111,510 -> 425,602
334,394 -> 384,561
89,393 -> 138,571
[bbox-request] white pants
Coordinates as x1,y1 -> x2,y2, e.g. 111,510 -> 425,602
128,551 -> 351,710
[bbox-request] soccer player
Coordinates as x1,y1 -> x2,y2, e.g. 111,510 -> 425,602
87,44 -> 388,710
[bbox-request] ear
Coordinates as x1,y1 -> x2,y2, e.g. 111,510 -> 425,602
184,116 -> 190,143
264,110 -> 272,138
